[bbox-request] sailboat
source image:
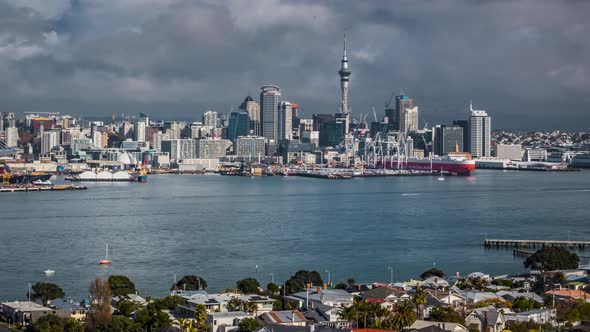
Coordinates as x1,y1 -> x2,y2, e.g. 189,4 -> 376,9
44,269 -> 55,276
99,244 -> 112,265
437,168 -> 445,181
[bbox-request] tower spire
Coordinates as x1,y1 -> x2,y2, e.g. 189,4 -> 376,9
343,33 -> 347,59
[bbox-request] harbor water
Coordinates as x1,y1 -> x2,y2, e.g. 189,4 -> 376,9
1,170 -> 589,300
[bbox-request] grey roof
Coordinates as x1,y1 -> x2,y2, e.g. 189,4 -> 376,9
495,291 -> 544,304
263,310 -> 307,324
49,298 -> 85,311
256,324 -> 351,332
425,293 -> 445,307
361,286 -> 397,300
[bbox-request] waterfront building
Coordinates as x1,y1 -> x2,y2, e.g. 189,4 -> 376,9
260,85 -> 281,140
161,139 -> 196,160
202,111 -> 218,128
496,144 -> 523,161
134,120 -> 146,142
468,102 -> 491,158
300,130 -> 319,146
338,34 -> 351,134
41,131 -> 59,154
195,139 -> 231,159
227,111 -> 250,145
5,126 -> 18,147
452,120 -> 469,153
72,138 -> 92,154
239,96 -> 261,136
236,136 -> 266,161
319,120 -> 344,147
396,95 -> 417,134
434,125 -> 464,156
279,101 -> 293,141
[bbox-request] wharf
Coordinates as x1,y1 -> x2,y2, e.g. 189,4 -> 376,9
485,239 -> 590,249
0,185 -> 87,193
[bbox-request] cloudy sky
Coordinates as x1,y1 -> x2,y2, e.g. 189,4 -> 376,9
1,0 -> 589,130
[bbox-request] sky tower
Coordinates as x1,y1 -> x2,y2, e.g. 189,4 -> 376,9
338,34 -> 351,134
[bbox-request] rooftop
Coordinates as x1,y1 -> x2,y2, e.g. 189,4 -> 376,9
2,301 -> 49,311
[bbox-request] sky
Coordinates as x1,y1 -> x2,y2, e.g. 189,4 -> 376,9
0,0 -> 589,130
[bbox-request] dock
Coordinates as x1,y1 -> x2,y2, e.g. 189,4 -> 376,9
485,239 -> 590,249
0,185 -> 87,193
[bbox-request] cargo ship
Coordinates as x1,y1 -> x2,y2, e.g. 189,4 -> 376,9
383,154 -> 476,175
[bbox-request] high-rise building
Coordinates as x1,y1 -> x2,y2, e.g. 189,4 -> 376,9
134,120 -> 146,142
5,126 -> 18,147
236,136 -> 266,161
92,131 -> 103,148
396,95 -> 418,133
195,139 -> 231,159
279,101 -> 293,141
385,108 -> 398,131
161,139 -> 196,160
41,131 -> 59,153
202,111 -> 218,128
260,85 -> 281,141
227,111 -> 250,145
239,96 -> 261,136
468,102 -> 491,158
452,120 -> 469,153
0,112 -> 4,133
434,125 -> 464,156
338,34 -> 351,135
319,120 -> 344,147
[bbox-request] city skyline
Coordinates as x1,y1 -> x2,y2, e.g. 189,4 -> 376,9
0,1 -> 589,130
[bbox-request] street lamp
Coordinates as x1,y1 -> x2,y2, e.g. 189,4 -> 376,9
387,266 -> 393,285
325,269 -> 331,287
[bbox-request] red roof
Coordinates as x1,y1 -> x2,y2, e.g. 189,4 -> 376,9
354,329 -> 396,332
546,289 -> 590,299
365,298 -> 386,304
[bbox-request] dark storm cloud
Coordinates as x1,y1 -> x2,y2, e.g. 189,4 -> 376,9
0,0 -> 589,130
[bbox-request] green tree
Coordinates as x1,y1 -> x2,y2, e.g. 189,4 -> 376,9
226,296 -> 245,312
420,268 -> 445,280
115,299 -> 139,316
346,278 -> 356,289
524,247 -> 579,271
334,283 -> 347,290
31,314 -> 64,332
512,297 -> 540,313
429,306 -> 464,324
135,303 -> 170,331
108,275 -> 137,297
63,318 -> 85,332
95,315 -> 143,332
413,287 -> 427,320
267,283 -> 279,295
153,295 -> 186,311
390,302 -> 416,330
236,278 -> 261,294
29,282 -> 65,305
238,317 -> 262,332
283,270 -> 323,295
193,304 -> 208,330
176,275 -> 208,290
339,305 -> 359,328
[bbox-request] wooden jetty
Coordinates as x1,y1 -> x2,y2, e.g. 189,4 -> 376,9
485,239 -> 590,249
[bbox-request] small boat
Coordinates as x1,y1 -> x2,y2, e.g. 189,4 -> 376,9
437,169 -> 445,181
33,179 -> 53,186
44,269 -> 55,276
99,244 -> 112,265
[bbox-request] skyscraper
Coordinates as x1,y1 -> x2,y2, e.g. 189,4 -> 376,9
468,102 -> 491,158
134,120 -> 146,142
338,34 -> 351,135
5,126 -> 18,148
279,101 -> 293,141
260,85 -> 281,141
239,96 -> 260,136
434,125 -> 464,156
202,111 -> 218,128
41,131 -> 59,154
396,95 -> 418,134
227,111 -> 250,145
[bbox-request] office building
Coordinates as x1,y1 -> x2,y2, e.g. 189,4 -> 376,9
279,101 -> 293,141
41,131 -> 59,154
496,144 -> 523,161
239,96 -> 261,136
452,120 -> 469,152
161,139 -> 196,160
134,120 -> 146,142
92,131 -> 103,148
5,126 -> 18,147
227,111 -> 250,144
195,139 -> 231,159
396,94 -> 414,133
236,136 -> 266,161
202,111 -> 218,128
319,120 -> 344,147
468,102 -> 491,158
434,125 -> 464,156
260,85 -> 281,140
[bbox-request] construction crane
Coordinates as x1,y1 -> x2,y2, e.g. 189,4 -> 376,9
384,90 -> 396,109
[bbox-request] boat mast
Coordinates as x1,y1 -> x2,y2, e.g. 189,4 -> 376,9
105,244 -> 109,261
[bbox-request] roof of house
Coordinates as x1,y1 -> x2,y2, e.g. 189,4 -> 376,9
263,311 -> 307,324
256,324 -> 352,332
546,289 -> 590,299
1,301 -> 49,311
361,287 -> 398,300
292,289 -> 353,304
495,291 -> 544,304
410,320 -> 466,332
49,298 -> 85,311
364,298 -> 386,305
469,306 -> 503,326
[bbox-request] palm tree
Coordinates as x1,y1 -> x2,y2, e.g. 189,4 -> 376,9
413,287 -> 427,320
245,301 -> 259,316
225,296 -> 244,312
339,305 -> 358,328
392,302 -> 416,330
346,278 -> 356,289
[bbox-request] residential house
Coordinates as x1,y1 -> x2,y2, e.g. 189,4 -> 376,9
303,304 -> 343,328
255,324 -> 352,332
261,310 -> 307,326
504,308 -> 556,325
2,301 -> 57,326
48,298 -> 87,321
290,289 -> 354,309
360,286 -> 406,304
465,306 -> 505,332
408,320 -> 467,332
545,289 -> 590,302
495,291 -> 544,305
177,292 -> 275,317
206,311 -> 253,332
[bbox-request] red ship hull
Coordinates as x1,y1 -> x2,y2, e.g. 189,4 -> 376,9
384,159 -> 476,175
